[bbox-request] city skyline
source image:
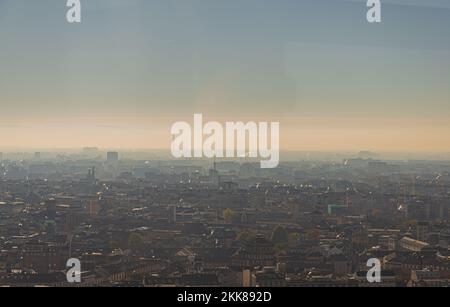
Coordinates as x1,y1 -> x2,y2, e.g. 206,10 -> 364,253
2,0 -> 450,290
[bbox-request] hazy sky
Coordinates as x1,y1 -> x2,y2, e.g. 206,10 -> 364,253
1,0 -> 450,151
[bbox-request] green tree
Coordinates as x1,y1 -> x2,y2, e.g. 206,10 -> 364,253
223,208 -> 233,222
274,243 -> 289,253
271,226 -> 289,245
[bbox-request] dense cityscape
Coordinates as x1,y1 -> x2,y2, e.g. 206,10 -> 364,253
0,149 -> 449,287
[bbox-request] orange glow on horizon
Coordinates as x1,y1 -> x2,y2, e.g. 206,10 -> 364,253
1,115 -> 450,152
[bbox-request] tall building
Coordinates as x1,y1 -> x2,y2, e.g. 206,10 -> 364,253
209,158 -> 219,187
85,166 -> 96,183
45,198 -> 56,220
88,200 -> 101,216
416,221 -> 430,242
106,151 -> 119,163
406,201 -> 429,220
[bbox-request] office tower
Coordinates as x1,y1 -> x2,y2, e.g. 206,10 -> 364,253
416,221 -> 429,242
106,151 -> 119,163
86,166 -> 96,183
406,201 -> 429,220
45,198 -> 56,220
209,158 -> 219,187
